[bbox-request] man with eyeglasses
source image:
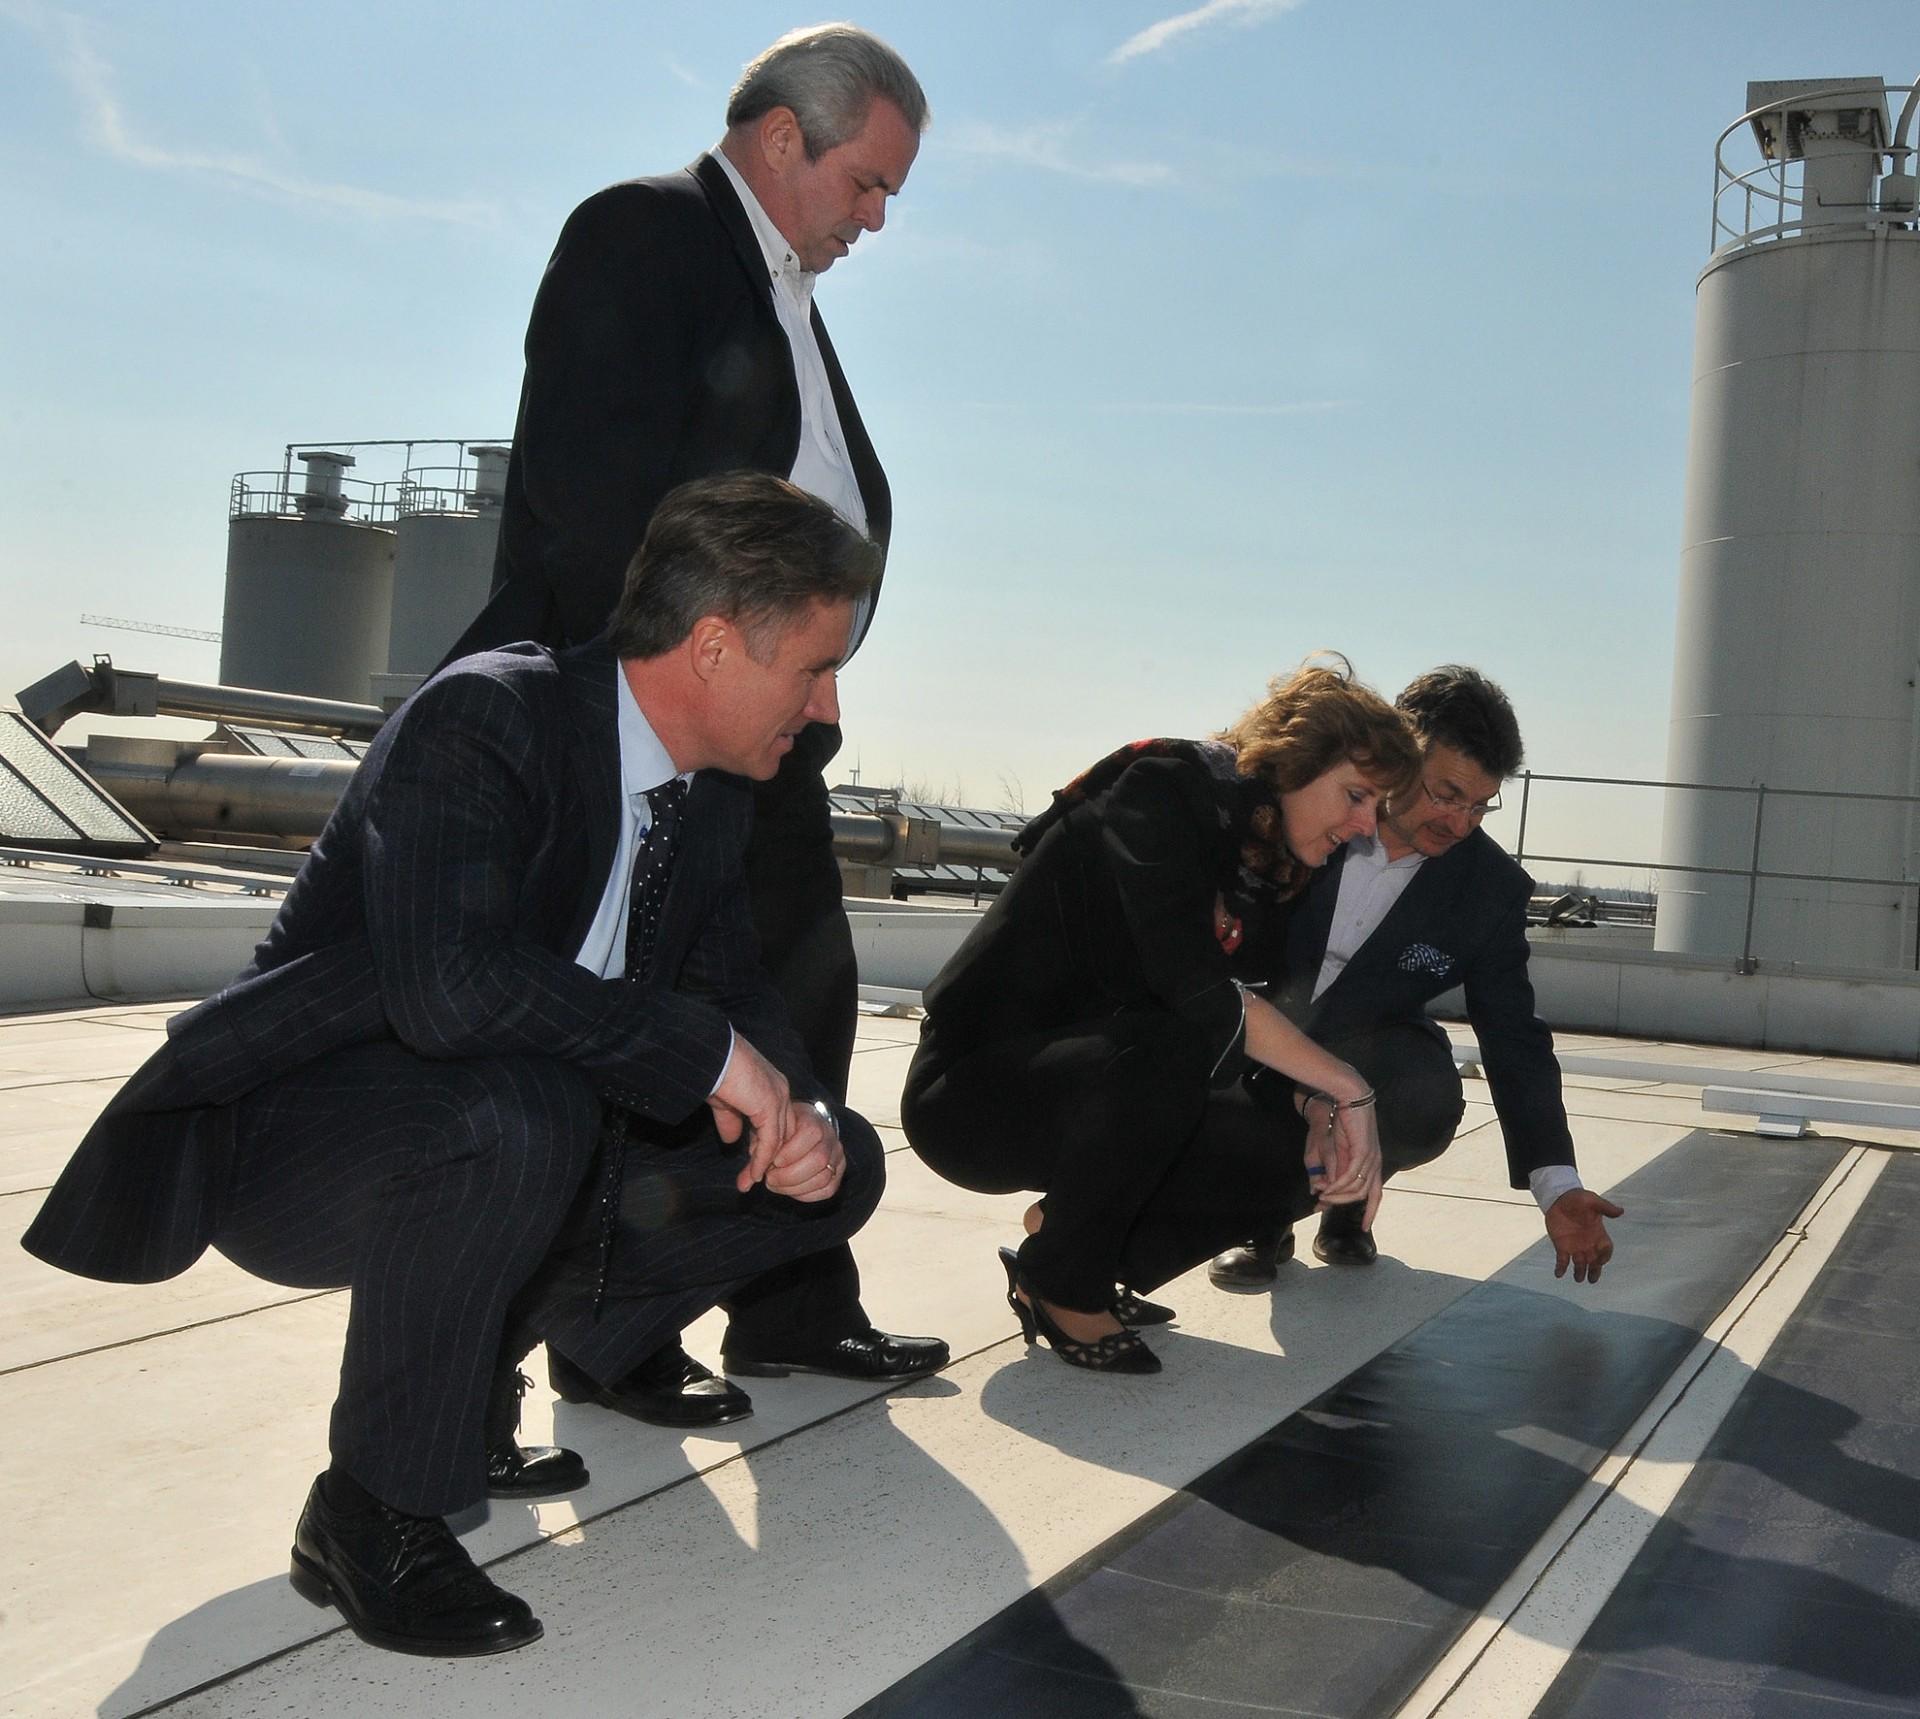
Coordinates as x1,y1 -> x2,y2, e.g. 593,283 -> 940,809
1210,666 -> 1621,1292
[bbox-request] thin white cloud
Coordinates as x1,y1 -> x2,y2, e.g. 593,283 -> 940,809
944,118 -> 1173,188
664,56 -> 705,89
10,2 -> 497,228
1109,0 -> 1306,66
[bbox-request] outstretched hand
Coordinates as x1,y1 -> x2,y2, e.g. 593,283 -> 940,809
1545,1189 -> 1623,1283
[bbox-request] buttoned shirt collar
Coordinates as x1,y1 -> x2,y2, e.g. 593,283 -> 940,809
712,146 -> 815,311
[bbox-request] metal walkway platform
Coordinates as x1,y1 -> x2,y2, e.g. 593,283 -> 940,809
4,1000 -> 1917,1717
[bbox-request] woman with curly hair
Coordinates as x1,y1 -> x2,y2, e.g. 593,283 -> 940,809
900,658 -> 1421,1374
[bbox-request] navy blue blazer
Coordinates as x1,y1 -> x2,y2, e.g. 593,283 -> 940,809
1273,830 -> 1575,1186
458,153 -> 890,712
23,641 -> 813,1284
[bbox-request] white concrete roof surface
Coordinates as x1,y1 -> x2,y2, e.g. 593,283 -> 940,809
4,1001 -> 1916,1718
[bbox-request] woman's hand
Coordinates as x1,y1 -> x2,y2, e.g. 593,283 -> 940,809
1300,1089 -> 1383,1226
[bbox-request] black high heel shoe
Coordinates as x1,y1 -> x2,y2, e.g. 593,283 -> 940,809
1113,1288 -> 1176,1326
997,1247 -> 1162,1374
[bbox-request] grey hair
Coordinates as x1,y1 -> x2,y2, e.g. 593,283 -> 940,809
726,23 -> 928,158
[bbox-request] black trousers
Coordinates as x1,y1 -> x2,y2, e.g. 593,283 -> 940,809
1244,1018 -> 1465,1243
215,1038 -> 881,1517
901,1014 -> 1466,1312
902,1011 -> 1305,1311
716,747 -> 868,1350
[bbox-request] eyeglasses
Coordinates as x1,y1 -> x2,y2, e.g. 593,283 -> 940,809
1419,777 -> 1502,819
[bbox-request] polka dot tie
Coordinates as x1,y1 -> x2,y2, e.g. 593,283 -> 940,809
592,776 -> 690,1312
623,777 -> 688,986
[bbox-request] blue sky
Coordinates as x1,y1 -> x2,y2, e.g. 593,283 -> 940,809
1,0 -> 1911,868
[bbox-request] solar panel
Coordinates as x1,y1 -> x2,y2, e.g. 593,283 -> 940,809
0,710 -> 155,854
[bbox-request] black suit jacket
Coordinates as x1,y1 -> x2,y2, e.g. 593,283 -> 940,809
1273,830 -> 1574,1185
922,756 -> 1272,1080
458,154 -> 890,773
23,641 -> 813,1284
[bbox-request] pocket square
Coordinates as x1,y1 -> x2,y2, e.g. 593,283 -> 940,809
1397,942 -> 1455,979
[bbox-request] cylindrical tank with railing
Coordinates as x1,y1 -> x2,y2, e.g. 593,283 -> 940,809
220,450 -> 397,704
379,444 -> 510,694
1659,77 -> 1920,970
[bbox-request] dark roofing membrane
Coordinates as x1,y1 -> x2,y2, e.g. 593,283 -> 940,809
857,1130 -> 1847,1718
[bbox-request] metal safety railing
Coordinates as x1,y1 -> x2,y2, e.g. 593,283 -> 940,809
1508,770 -> 1920,974
230,438 -> 511,524
1710,78 -> 1920,253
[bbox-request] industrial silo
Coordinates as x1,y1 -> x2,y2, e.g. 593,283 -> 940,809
379,444 -> 509,699
1659,78 -> 1920,971
220,450 -> 396,703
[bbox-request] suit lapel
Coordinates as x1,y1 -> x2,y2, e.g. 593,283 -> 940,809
558,643 -> 624,958
1287,848 -> 1344,965
811,308 -> 891,559
691,152 -> 779,313
1273,848 -> 1344,1018
1330,839 -> 1475,999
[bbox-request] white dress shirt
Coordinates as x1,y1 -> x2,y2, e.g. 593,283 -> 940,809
574,668 -> 689,980
711,149 -> 874,652
574,666 -> 731,1087
1312,835 -> 1426,1004
1313,835 -> 1580,1214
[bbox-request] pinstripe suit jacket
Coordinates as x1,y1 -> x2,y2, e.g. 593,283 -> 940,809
23,640 -> 814,1284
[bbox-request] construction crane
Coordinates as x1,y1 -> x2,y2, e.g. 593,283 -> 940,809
80,614 -> 222,644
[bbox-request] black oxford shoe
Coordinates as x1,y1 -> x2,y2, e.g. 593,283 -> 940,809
1313,1204 -> 1379,1265
485,1441 -> 589,1498
289,1474 -> 541,1657
549,1344 -> 752,1428
1207,1225 -> 1298,1291
722,1326 -> 950,1382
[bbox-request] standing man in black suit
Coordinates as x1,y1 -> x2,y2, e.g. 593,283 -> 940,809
1210,667 -> 1623,1292
449,23 -> 945,1418
25,475 -> 892,1656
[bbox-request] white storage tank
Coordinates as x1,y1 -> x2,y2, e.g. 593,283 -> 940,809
220,451 -> 396,703
383,444 -> 509,685
1659,78 -> 1920,971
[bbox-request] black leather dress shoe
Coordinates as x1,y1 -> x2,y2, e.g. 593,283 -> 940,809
1313,1204 -> 1379,1265
482,1365 -> 588,1497
289,1473 -> 541,1656
485,1441 -> 589,1498
549,1344 -> 752,1428
1207,1225 -> 1299,1291
722,1326 -> 950,1382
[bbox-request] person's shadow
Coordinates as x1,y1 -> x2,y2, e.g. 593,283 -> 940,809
860,1235 -> 1920,1716
101,1375 -> 1022,1719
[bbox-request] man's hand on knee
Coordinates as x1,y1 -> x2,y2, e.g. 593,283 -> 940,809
707,1035 -> 792,1190
762,1100 -> 845,1203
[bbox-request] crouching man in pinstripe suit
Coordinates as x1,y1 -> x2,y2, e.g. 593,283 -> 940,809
23,473 -> 888,1657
